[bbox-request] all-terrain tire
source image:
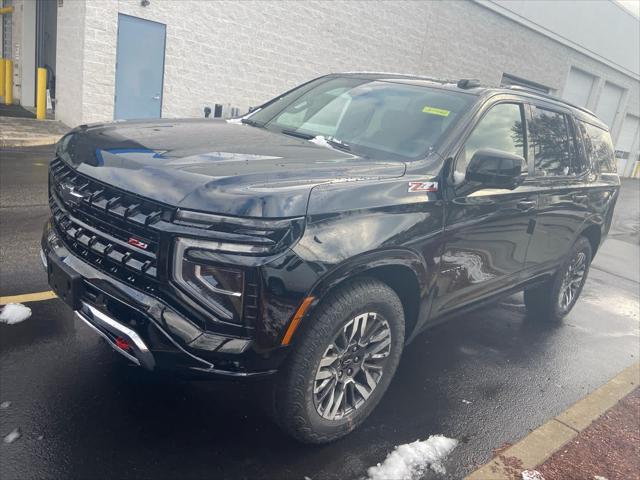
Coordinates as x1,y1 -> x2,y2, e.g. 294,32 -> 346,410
524,236 -> 592,322
273,278 -> 405,444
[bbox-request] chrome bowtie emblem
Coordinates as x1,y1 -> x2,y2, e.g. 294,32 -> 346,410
59,183 -> 84,208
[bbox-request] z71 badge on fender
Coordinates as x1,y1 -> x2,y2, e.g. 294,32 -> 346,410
408,181 -> 438,193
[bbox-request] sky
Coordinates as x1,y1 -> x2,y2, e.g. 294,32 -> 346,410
616,0 -> 640,17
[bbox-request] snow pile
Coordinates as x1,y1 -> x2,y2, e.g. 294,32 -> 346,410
225,118 -> 243,124
522,471 -> 546,480
367,435 -> 458,480
0,401 -> 11,410
0,303 -> 32,324
3,428 -> 21,444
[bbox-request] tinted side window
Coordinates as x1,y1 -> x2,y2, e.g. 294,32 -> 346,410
566,117 -> 588,175
456,103 -> 526,181
578,121 -> 617,173
530,106 -> 577,177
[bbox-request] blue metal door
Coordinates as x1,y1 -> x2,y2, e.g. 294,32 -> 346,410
114,14 -> 166,120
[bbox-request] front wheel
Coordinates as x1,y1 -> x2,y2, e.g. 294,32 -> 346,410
274,278 -> 405,444
524,236 -> 592,321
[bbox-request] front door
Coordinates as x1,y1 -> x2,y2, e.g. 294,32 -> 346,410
433,101 -> 537,316
114,14 -> 166,120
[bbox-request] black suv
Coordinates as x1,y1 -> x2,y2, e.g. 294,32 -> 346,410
42,73 -> 619,443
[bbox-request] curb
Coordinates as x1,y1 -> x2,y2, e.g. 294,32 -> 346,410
0,136 -> 62,148
465,362 -> 640,480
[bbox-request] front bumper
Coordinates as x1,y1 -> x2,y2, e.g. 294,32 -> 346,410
42,219 -> 283,378
75,302 -> 156,370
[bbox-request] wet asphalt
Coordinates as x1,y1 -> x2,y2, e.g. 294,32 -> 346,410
1,146 -> 639,480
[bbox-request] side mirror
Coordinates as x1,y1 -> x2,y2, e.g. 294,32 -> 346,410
466,148 -> 524,189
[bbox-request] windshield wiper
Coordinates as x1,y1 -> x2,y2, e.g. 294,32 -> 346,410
280,129 -> 315,140
325,137 -> 351,152
241,118 -> 265,128
280,131 -> 354,153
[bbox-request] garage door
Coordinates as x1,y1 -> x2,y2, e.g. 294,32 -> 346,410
563,68 -> 595,107
595,82 -> 624,129
615,114 -> 640,176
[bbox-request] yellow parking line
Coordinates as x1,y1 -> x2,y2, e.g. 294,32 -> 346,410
0,290 -> 57,305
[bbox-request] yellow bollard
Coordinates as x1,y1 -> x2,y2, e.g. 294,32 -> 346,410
4,60 -> 13,105
37,67 -> 47,119
0,58 -> 6,97
0,59 -> 4,98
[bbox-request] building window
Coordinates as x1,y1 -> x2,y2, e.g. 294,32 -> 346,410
501,73 -> 551,94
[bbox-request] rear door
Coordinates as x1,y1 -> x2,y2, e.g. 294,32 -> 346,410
433,98 -> 538,316
523,103 -> 591,274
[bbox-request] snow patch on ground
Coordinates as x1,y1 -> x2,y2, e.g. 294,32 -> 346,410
522,470 -> 546,480
225,117 -> 243,124
367,435 -> 458,480
0,401 -> 11,410
0,303 -> 32,324
3,428 -> 21,444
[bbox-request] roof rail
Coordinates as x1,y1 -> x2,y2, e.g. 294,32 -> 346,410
457,78 -> 482,89
505,85 -> 596,117
334,72 -> 463,85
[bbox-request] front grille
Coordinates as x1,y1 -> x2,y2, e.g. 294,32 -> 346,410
49,157 -> 173,293
47,157 -> 274,327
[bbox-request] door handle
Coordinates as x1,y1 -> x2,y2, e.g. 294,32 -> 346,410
152,94 -> 161,100
573,194 -> 588,203
516,200 -> 536,211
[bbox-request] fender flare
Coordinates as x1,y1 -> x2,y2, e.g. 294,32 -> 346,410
308,247 -> 429,298
284,248 -> 431,345
574,215 -> 605,254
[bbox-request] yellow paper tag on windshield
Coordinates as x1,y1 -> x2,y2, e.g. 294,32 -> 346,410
422,106 -> 450,117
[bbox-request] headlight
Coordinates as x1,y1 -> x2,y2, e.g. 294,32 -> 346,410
174,209 -> 305,255
173,238 -> 246,324
171,212 -> 304,325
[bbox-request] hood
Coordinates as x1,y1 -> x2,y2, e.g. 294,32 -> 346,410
58,119 -> 406,218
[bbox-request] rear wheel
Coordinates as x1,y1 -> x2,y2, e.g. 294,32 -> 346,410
274,278 -> 405,444
524,236 -> 592,321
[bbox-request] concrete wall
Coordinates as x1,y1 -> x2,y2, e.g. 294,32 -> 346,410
55,0 -> 86,127
55,0 -> 640,135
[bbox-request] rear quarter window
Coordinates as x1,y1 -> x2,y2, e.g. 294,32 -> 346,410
578,121 -> 617,173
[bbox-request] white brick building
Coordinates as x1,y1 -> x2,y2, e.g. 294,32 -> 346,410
2,0 -> 640,175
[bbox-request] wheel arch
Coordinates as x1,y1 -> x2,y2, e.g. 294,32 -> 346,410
295,248 -> 429,345
578,222 -> 603,258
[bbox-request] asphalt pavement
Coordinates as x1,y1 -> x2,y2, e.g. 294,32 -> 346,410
1,146 -> 638,480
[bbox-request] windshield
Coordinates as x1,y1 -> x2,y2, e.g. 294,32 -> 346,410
249,76 -> 474,160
